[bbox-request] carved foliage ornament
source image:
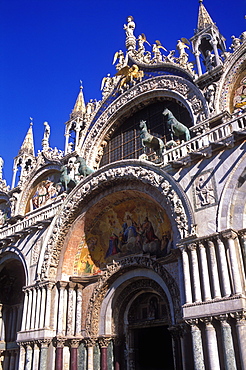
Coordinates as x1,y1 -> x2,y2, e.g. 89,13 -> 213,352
40,163 -> 193,279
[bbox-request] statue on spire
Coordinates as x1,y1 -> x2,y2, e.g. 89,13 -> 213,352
124,16 -> 136,51
42,121 -> 50,151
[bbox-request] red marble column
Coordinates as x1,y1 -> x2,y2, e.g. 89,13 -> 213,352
101,347 -> 107,370
69,339 -> 80,370
55,338 -> 65,370
99,336 -> 112,370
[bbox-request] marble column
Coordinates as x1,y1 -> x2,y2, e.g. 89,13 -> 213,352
67,283 -> 76,336
239,231 -> 246,266
207,240 -> 221,299
198,243 -> 211,301
25,342 -> 33,370
188,244 -> 202,302
69,339 -> 80,370
216,315 -> 236,370
180,246 -> 192,304
202,317 -> 220,370
187,320 -> 205,370
33,342 -> 40,370
75,285 -> 83,336
222,230 -> 243,295
17,343 -> 26,370
44,283 -> 53,328
233,310 -> 246,369
34,287 -> 41,329
84,338 -> 96,370
39,339 -> 51,370
21,289 -> 29,331
30,288 -> 37,329
215,237 -> 231,297
55,338 -> 65,370
57,282 -> 67,336
99,337 -> 112,370
194,51 -> 202,76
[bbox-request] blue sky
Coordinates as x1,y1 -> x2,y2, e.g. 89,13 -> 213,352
0,0 -> 245,186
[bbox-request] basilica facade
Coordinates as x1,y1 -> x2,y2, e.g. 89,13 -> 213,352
0,2 -> 246,369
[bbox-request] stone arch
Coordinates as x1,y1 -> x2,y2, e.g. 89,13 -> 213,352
38,161 -> 195,280
85,257 -> 181,337
81,75 -> 208,167
218,48 -> 246,113
217,146 -> 246,231
16,164 -> 61,215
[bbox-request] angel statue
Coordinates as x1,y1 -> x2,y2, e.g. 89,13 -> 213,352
101,74 -> 115,98
177,38 -> 190,56
112,50 -> 126,70
152,40 -> 167,63
137,33 -> 150,53
124,16 -> 135,37
177,38 -> 190,66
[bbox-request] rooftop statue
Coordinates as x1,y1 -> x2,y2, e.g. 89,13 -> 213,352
230,35 -> 241,51
162,108 -> 191,142
124,16 -> 135,37
42,121 -> 50,150
112,50 -> 126,70
139,120 -> 165,161
116,64 -> 144,91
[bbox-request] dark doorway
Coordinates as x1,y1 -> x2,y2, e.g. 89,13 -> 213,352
134,325 -> 174,370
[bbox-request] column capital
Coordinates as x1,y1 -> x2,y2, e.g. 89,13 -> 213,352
207,240 -> 215,248
200,316 -> 213,326
54,337 -> 66,348
198,242 -> 205,249
230,310 -> 246,322
58,281 -> 68,289
221,229 -> 238,240
36,339 -> 52,348
98,336 -> 112,348
187,243 -> 197,251
69,338 -> 81,349
83,336 -> 97,348
185,318 -> 199,327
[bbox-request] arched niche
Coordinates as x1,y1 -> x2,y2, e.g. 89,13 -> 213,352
80,75 -> 208,168
99,99 -> 191,167
217,146 -> 246,230
16,165 -> 61,215
38,161 -> 195,281
218,49 -> 246,113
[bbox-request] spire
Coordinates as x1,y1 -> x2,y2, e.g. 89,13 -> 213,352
18,119 -> 35,156
71,81 -> 86,118
197,0 -> 214,32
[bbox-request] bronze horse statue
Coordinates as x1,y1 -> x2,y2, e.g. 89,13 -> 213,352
139,120 -> 165,159
162,108 -> 191,141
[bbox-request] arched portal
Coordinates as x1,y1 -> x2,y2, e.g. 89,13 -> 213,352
91,265 -> 180,370
0,252 -> 26,369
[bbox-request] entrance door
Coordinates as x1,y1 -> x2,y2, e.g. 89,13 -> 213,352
134,326 -> 174,370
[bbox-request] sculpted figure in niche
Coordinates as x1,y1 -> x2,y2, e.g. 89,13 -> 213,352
205,84 -> 216,113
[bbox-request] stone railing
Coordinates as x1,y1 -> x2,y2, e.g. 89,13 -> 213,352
0,200 -> 63,240
163,113 -> 246,165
